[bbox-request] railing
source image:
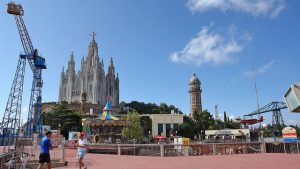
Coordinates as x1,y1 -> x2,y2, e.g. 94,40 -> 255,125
83,141 -> 300,157
265,142 -> 300,154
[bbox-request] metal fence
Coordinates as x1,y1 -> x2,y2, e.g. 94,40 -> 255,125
265,142 -> 300,154
85,141 -> 299,157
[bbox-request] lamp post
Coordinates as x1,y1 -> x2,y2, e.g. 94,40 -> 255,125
58,123 -> 61,136
260,124 -> 266,153
200,130 -> 202,142
148,130 -> 151,143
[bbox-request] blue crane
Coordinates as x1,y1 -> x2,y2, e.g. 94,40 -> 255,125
1,2 -> 46,152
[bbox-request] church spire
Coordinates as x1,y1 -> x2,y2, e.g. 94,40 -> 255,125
91,32 -> 96,41
87,32 -> 99,67
108,57 -> 115,75
61,66 -> 65,76
116,73 -> 119,81
110,57 -> 113,65
89,32 -> 98,48
68,52 -> 75,71
70,51 -> 74,62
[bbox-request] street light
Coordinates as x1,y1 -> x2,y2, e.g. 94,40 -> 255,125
200,130 -> 202,142
58,123 -> 61,135
148,130 -> 151,143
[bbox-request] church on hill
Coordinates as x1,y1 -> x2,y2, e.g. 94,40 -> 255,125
58,32 -> 119,109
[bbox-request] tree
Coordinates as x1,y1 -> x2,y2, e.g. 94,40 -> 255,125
159,103 -> 169,113
178,123 -> 194,139
140,116 -> 152,136
183,115 -> 194,124
42,105 -> 82,138
122,111 -> 143,140
193,110 -> 216,139
119,101 -> 183,114
224,111 -> 227,123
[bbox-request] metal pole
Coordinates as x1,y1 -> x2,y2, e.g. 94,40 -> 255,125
283,142 -> 286,154
297,142 -> 299,154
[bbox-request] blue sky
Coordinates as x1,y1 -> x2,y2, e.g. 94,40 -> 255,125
0,0 -> 300,126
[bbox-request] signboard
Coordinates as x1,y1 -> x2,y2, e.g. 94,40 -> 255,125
182,138 -> 190,145
68,132 -> 80,140
282,127 -> 298,142
182,138 -> 190,156
174,137 -> 182,150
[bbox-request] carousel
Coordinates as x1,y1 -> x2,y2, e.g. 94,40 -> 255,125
82,99 -> 130,143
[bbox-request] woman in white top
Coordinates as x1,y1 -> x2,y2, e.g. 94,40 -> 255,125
75,133 -> 87,169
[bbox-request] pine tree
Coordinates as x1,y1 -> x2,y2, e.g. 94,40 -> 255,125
224,111 -> 227,123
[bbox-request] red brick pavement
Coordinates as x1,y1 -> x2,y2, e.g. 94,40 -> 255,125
58,149 -> 300,169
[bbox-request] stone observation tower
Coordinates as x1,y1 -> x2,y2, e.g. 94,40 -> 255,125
189,73 -> 202,116
58,32 -> 119,107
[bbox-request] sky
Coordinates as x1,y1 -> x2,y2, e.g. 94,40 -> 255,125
0,0 -> 300,126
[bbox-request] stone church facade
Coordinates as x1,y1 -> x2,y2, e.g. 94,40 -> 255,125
58,33 -> 119,108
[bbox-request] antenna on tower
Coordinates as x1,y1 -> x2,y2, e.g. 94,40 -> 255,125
252,65 -> 260,115
252,65 -> 263,128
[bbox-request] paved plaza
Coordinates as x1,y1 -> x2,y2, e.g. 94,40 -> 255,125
59,149 -> 300,169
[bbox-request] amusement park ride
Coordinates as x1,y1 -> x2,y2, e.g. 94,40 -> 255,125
241,101 -> 287,134
0,2 -> 46,152
240,116 -> 264,125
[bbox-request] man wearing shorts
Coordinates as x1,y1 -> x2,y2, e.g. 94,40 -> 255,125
37,131 -> 53,169
75,133 -> 87,169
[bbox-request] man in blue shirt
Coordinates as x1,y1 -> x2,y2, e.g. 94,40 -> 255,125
37,131 -> 53,169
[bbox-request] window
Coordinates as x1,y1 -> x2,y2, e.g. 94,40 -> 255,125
158,124 -> 163,135
173,123 -> 179,133
90,84 -> 92,91
166,123 -> 171,137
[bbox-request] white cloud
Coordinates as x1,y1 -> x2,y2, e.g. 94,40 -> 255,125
258,60 -> 275,74
170,25 -> 244,66
242,60 -> 275,78
187,0 -> 286,18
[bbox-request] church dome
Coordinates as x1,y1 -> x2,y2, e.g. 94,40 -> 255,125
189,73 -> 200,84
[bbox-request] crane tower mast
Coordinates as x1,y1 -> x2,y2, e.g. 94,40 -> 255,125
1,2 -> 46,152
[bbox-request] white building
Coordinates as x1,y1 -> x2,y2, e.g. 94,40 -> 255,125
205,129 -> 251,142
149,114 -> 183,137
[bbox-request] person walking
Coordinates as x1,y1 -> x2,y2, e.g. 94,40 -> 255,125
37,131 -> 54,169
75,133 -> 88,169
